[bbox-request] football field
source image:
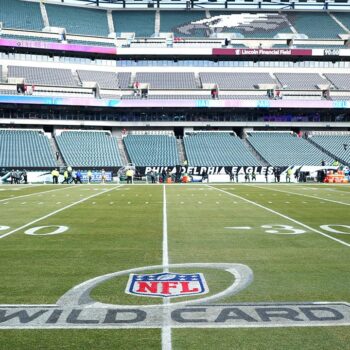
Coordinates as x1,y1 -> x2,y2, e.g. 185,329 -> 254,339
0,183 -> 349,350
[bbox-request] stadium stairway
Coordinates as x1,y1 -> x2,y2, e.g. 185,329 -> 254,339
50,137 -> 66,168
176,138 -> 186,164
40,2 -> 50,28
306,137 -> 350,166
116,132 -> 130,165
243,137 -> 270,166
107,10 -> 115,35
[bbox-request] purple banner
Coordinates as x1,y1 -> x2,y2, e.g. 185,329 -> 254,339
0,95 -> 348,109
213,48 -> 314,56
0,38 -> 116,55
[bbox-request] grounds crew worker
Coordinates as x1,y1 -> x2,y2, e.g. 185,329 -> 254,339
62,169 -> 69,184
51,168 -> 59,184
126,168 -> 134,184
87,170 -> 92,183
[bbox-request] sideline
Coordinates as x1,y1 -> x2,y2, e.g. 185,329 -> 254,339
251,185 -> 350,206
0,185 -> 122,239
209,186 -> 350,248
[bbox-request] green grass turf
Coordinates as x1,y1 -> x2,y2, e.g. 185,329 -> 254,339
0,183 -> 349,349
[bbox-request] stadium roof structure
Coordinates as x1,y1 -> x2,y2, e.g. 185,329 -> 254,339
26,0 -> 350,10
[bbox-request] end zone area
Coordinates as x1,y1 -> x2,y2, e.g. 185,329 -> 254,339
0,184 -> 349,349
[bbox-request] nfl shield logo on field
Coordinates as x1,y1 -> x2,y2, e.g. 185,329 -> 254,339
126,272 -> 209,298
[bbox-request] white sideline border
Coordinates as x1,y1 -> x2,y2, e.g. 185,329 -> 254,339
0,186 -> 76,203
0,185 -> 122,239
251,185 -> 350,206
209,186 -> 350,248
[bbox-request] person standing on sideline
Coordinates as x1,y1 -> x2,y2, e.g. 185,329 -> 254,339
62,169 -> 69,184
67,166 -> 73,183
76,170 -> 83,184
126,168 -> 134,184
286,168 -> 293,183
87,170 -> 92,183
251,171 -> 256,182
101,169 -> 106,183
161,169 -> 167,183
71,169 -> 77,184
51,168 -> 59,184
23,169 -> 28,184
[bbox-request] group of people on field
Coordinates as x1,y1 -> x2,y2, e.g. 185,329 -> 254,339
51,167 -> 107,184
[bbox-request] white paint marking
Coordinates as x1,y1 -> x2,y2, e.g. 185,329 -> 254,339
25,225 -> 68,236
162,185 -> 172,350
0,186 -> 73,203
252,185 -> 350,207
0,226 -> 10,231
210,186 -> 350,248
225,226 -> 252,230
0,186 -> 121,239
320,225 -> 350,235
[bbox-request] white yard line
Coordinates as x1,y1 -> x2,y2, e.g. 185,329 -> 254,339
0,186 -> 75,203
251,185 -> 350,206
162,185 -> 172,350
0,185 -> 122,239
209,186 -> 350,248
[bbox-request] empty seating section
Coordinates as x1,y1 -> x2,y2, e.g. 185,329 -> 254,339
199,72 -> 275,89
117,73 -> 131,89
160,11 -> 208,37
56,131 -> 122,167
0,34 -> 59,42
113,11 -> 155,37
77,70 -> 119,89
0,130 -> 56,168
135,72 -> 197,89
332,13 -> 350,32
209,12 -> 292,38
0,0 -> 43,31
184,132 -> 260,166
67,39 -> 115,47
124,135 -> 179,166
274,73 -> 327,90
287,13 -> 344,38
324,74 -> 350,90
310,134 -> 350,164
8,66 -> 77,87
46,4 -> 109,36
248,132 -> 332,166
